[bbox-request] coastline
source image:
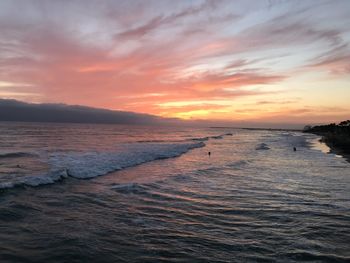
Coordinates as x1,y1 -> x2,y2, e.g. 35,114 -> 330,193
321,138 -> 350,163
306,132 -> 350,163
303,121 -> 350,164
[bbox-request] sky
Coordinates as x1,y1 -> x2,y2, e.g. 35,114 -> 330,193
0,0 -> 349,126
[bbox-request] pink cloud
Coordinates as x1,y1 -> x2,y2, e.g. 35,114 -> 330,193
0,0 -> 349,122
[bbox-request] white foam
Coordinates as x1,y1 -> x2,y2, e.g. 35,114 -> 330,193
190,133 -> 232,142
0,169 -> 68,189
49,142 -> 205,179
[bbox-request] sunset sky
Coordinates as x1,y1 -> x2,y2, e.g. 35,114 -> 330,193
0,0 -> 349,125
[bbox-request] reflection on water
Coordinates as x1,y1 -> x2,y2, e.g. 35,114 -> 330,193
311,137 -> 345,159
310,137 -> 330,154
0,123 -> 349,262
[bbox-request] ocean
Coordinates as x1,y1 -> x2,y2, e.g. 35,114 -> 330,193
0,122 -> 349,262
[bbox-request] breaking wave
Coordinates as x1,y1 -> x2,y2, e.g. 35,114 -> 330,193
0,132 -> 236,190
0,141 -> 205,189
51,142 -> 205,179
190,133 -> 232,142
0,169 -> 68,190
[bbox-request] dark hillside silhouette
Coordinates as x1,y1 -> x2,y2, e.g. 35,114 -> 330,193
0,99 -> 178,125
304,120 -> 350,156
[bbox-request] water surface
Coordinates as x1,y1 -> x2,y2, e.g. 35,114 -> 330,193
0,122 -> 349,262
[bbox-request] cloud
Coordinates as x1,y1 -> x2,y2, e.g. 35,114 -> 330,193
308,44 -> 350,75
255,99 -> 300,105
0,0 -> 349,124
115,0 -> 220,40
0,81 -> 34,88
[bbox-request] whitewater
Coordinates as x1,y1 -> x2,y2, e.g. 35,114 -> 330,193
0,122 -> 349,262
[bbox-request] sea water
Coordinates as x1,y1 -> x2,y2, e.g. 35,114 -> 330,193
0,122 -> 349,262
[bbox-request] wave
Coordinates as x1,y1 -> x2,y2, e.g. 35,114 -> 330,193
0,152 -> 35,159
50,142 -> 205,179
0,169 -> 68,189
190,137 -> 209,142
226,160 -> 250,169
190,133 -> 232,142
1,142 -> 204,189
1,132 -> 233,189
255,143 -> 270,150
210,135 -> 223,139
111,183 -> 146,194
136,140 -> 169,143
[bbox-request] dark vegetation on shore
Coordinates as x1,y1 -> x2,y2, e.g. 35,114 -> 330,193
303,120 -> 350,156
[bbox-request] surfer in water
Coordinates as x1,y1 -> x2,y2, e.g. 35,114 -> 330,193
293,147 -> 296,151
